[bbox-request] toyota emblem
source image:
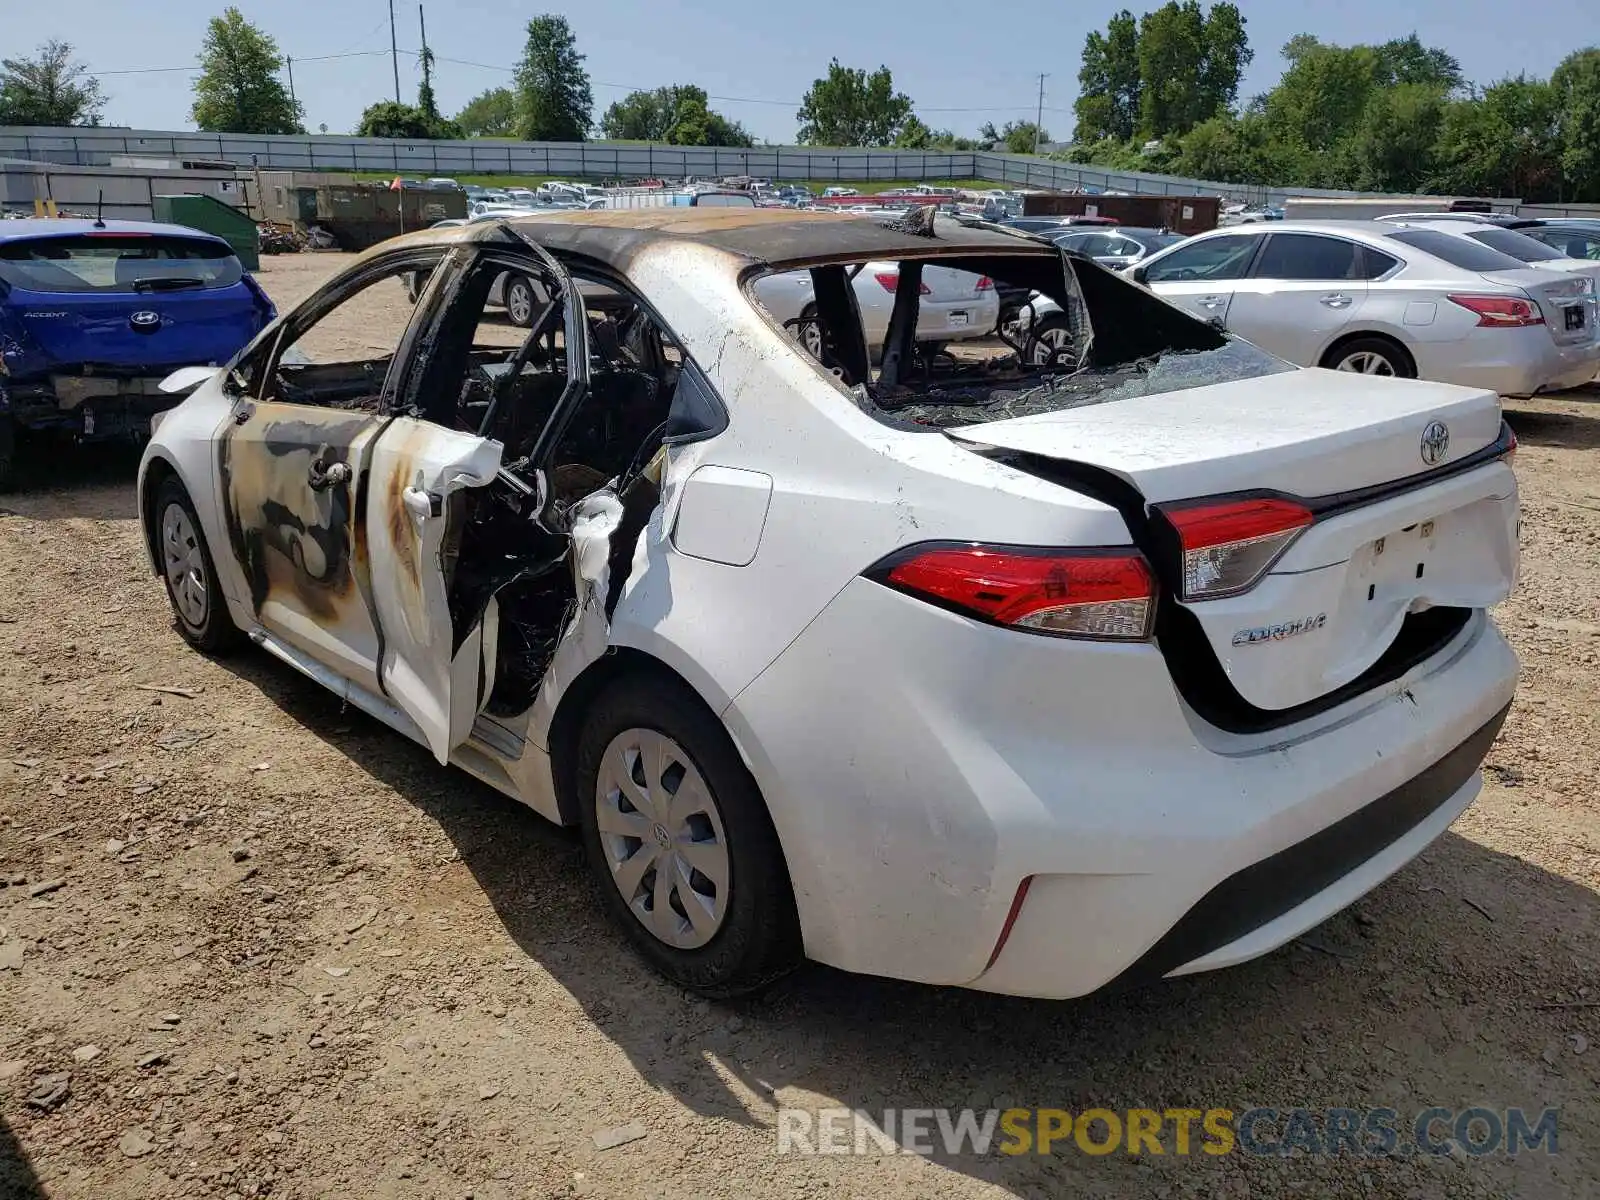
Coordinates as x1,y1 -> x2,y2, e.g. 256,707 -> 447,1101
1419,420 -> 1450,466
129,310 -> 162,332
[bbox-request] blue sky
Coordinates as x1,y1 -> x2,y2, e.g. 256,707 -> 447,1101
8,0 -> 1590,142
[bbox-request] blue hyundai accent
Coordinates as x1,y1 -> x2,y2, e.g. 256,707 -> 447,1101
0,219 -> 275,488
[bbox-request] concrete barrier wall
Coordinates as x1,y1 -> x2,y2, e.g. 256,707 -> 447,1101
6,126 -> 1572,217
1,125 -> 1295,203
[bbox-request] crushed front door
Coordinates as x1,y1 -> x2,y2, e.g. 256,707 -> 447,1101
364,418 -> 503,763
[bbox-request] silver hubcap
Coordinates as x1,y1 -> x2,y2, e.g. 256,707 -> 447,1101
800,315 -> 824,360
160,503 -> 208,629
596,727 -> 730,949
1029,325 -> 1073,366
1337,350 -> 1395,376
507,281 -> 533,324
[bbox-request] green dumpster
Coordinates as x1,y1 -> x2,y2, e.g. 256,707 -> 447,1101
152,194 -> 261,271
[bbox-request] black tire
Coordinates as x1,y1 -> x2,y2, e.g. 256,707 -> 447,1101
575,673 -> 802,997
504,274 -> 539,328
152,477 -> 246,655
1321,335 -> 1416,379
1024,313 -> 1076,367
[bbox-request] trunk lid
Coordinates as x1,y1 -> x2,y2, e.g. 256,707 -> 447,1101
1481,268 -> 1598,348
5,284 -> 268,377
947,369 -> 1518,711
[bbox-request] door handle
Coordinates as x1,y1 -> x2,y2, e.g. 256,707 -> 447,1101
308,459 -> 351,491
1198,295 -> 1225,309
1320,293 -> 1353,308
403,485 -> 441,519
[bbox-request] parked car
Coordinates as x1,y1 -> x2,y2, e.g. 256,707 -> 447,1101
1049,226 -> 1184,269
1379,219 -> 1600,284
1376,211 -> 1524,227
1120,220 -> 1599,395
0,219 -> 275,489
138,209 -> 1519,1000
1514,221 -> 1600,262
752,255 -> 998,358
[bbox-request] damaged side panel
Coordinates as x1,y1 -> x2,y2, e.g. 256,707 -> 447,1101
219,402 -> 389,694
365,415 -> 504,764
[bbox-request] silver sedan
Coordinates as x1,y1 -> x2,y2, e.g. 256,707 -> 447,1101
1126,220 -> 1599,396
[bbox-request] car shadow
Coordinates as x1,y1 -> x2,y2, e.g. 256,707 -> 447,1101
0,1116 -> 46,1199
210,649 -> 1596,1196
1505,398 -> 1600,451
0,442 -> 143,521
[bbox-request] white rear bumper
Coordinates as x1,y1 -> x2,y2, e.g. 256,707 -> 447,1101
726,581 -> 1518,999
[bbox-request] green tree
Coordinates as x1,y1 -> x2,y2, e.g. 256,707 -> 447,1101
191,8 -> 302,134
513,14 -> 593,141
356,100 -> 460,140
1375,34 -> 1463,90
995,120 -> 1049,154
795,59 -> 913,146
598,85 -> 751,146
1432,76 -> 1561,200
456,87 -> 517,138
1345,82 -> 1448,191
0,40 -> 105,127
1552,49 -> 1600,201
1075,10 -> 1141,142
1198,3 -> 1252,119
600,88 -> 673,140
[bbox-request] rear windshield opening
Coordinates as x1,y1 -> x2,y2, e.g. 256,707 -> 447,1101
0,234 -> 244,294
746,242 -> 1293,430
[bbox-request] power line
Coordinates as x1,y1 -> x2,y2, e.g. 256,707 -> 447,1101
88,47 -> 1056,117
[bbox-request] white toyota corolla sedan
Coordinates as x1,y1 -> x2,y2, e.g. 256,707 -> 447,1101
138,209 -> 1521,999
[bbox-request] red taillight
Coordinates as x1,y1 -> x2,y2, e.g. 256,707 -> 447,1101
974,275 -> 994,291
875,544 -> 1156,641
1447,294 -> 1544,327
1502,426 -> 1518,464
874,272 -> 932,296
1163,498 -> 1313,600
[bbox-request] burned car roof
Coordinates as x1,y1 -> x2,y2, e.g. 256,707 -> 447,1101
371,208 -> 1057,273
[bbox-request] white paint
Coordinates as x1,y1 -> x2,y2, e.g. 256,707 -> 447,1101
671,465 -> 773,567
140,223 -> 1524,999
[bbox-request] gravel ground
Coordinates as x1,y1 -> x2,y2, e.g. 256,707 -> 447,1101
1,252 -> 1597,1200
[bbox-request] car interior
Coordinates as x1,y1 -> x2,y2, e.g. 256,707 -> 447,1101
403,248 -> 700,719
757,247 -> 1230,429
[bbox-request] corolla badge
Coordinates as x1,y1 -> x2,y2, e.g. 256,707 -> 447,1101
1420,419 -> 1450,466
1232,613 -> 1327,647
129,311 -> 163,332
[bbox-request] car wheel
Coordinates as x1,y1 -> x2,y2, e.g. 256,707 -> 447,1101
998,304 -> 1026,346
797,303 -> 826,362
504,274 -> 539,328
1325,336 -> 1415,379
576,673 -> 802,997
154,477 -> 245,654
1025,314 -> 1076,367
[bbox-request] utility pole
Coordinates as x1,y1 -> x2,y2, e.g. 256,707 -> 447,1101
418,5 -> 431,100
286,56 -> 297,114
1034,73 -> 1048,155
389,0 -> 401,104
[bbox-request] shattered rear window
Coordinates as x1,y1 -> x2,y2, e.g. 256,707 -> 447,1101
746,240 -> 1294,432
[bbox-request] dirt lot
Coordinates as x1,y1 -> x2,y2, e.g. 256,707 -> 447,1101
2,252 -> 1598,1199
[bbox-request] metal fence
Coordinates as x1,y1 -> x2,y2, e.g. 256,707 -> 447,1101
6,125 -> 1575,213
0,124 -> 1328,203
